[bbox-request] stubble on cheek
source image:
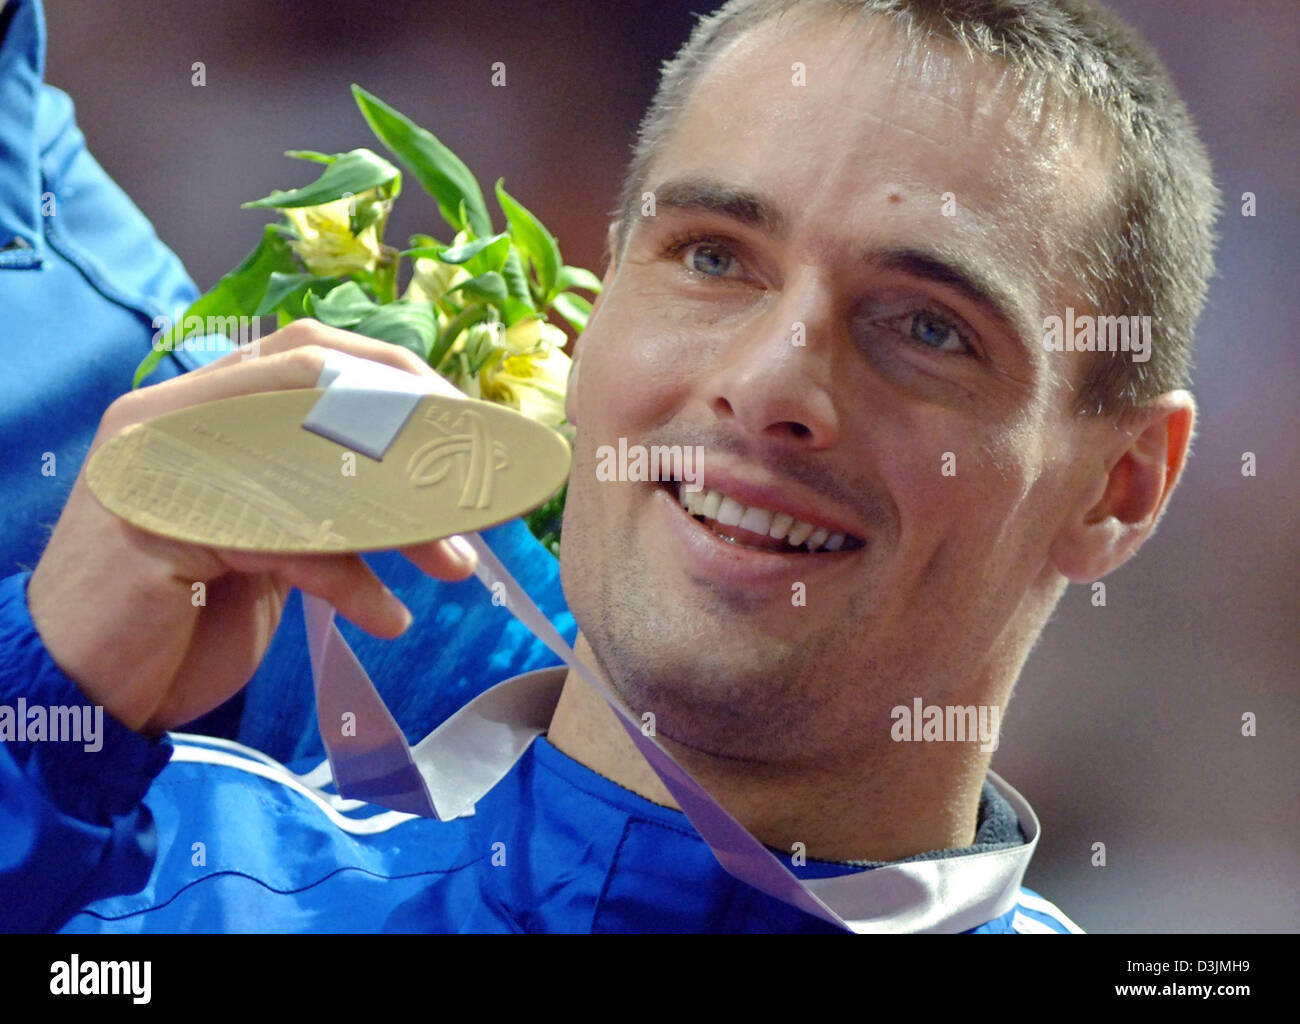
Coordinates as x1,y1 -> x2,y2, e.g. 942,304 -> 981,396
564,485 -> 898,764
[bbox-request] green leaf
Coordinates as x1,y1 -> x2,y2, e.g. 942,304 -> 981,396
352,301 -> 438,360
403,233 -> 510,279
462,236 -> 513,277
257,272 -> 316,315
243,148 -> 400,209
499,247 -> 536,326
429,303 -> 491,370
400,246 -> 449,261
305,281 -> 378,328
437,233 -> 510,266
352,84 -> 492,236
284,149 -> 342,165
132,225 -> 295,387
495,179 -> 561,303
551,291 -> 592,332
557,264 -> 602,294
255,272 -> 342,319
503,298 -> 536,326
444,271 -> 508,304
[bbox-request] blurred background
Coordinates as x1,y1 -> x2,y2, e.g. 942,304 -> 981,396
42,0 -> 1298,932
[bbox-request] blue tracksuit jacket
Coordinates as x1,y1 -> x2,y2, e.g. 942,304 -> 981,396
0,569 -> 1082,933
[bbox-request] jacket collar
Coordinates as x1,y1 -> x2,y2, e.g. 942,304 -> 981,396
409,665 -> 1041,933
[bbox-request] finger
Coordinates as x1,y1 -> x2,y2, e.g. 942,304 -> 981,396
188,319 -> 437,380
104,340 -> 390,434
189,320 -> 468,401
400,534 -> 478,582
223,549 -> 414,639
110,327 -> 465,441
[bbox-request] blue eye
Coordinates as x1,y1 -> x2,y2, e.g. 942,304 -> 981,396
685,242 -> 737,278
908,311 -> 967,353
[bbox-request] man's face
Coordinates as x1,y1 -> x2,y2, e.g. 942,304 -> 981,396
560,13 -> 1112,765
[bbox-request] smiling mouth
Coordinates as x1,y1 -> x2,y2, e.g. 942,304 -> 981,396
667,481 -> 865,554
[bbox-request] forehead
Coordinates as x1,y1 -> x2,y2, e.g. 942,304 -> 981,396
643,11 -> 1113,342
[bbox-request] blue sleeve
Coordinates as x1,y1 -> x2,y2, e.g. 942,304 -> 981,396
0,570 -> 171,933
230,517 -> 577,764
1,80 -> 210,581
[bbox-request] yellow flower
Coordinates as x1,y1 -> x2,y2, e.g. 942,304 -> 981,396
502,317 -> 569,356
403,230 -> 475,333
283,191 -> 388,277
477,323 -> 571,428
405,257 -> 471,306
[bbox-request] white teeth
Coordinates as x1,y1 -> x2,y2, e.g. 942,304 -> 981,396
716,496 -> 745,528
675,484 -> 856,552
785,520 -> 814,546
738,505 -> 773,535
769,512 -> 795,540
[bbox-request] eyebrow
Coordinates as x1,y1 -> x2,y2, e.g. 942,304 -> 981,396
652,176 -> 788,238
648,175 -> 1037,359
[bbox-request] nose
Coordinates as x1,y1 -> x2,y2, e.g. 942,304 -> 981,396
704,274 -> 840,448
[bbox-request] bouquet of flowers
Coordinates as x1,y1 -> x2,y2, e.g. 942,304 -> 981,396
132,85 -> 600,556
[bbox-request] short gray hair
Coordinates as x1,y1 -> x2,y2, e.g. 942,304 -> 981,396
612,0 -> 1220,414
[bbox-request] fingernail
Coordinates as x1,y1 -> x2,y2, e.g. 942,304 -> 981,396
447,534 -> 478,569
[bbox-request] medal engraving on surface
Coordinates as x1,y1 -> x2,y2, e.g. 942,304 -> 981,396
90,421 -> 352,550
406,407 -> 509,510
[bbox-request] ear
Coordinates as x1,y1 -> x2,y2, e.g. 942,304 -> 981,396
1049,390 -> 1196,582
564,223 -> 621,427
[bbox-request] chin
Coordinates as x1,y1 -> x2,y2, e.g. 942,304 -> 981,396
561,487 -> 872,762
581,595 -> 831,762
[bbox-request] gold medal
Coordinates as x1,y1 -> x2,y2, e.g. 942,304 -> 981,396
85,389 -> 570,552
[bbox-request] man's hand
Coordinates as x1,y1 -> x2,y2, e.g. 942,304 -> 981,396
27,320 -> 478,737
